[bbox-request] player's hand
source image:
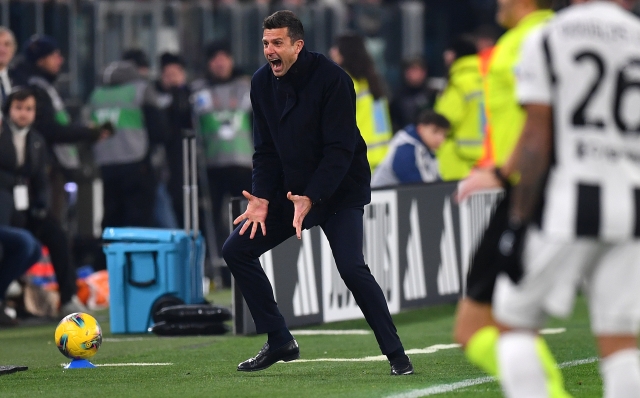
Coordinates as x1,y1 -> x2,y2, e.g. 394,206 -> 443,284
287,192 -> 312,240
234,190 -> 269,239
455,168 -> 502,203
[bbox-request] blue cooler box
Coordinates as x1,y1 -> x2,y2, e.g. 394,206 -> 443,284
103,228 -> 206,334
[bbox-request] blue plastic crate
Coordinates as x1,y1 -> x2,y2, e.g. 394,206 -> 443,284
103,228 -> 205,334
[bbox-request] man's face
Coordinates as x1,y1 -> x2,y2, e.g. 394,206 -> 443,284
10,96 -> 36,128
0,32 -> 15,69
404,65 -> 427,87
417,124 -> 448,151
36,50 -> 64,76
263,28 -> 303,77
208,52 -> 234,80
496,0 -> 519,29
161,63 -> 186,88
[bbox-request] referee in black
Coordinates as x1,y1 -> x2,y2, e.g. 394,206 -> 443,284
221,10 -> 412,376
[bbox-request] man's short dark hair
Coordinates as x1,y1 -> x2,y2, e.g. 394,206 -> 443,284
417,110 -> 451,130
3,86 -> 35,117
263,10 -> 304,43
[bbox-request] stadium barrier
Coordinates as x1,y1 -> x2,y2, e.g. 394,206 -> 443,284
230,182 -> 503,335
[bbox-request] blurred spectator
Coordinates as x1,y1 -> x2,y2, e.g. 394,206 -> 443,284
10,35 -> 111,222
434,36 -> 484,181
191,41 -> 253,286
371,110 -> 449,188
155,52 -> 193,228
0,226 -> 41,326
89,59 -> 168,228
122,48 -> 178,228
389,57 -> 439,132
0,27 -> 16,107
0,87 -> 88,317
330,32 -> 392,171
122,48 -> 150,78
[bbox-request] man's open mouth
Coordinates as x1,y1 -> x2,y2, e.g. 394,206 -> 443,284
269,59 -> 282,69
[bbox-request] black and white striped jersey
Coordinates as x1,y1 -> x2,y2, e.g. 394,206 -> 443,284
516,1 -> 640,242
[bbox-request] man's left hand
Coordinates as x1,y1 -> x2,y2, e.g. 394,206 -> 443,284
287,192 -> 312,239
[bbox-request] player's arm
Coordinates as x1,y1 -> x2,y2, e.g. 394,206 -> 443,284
508,104 -> 552,224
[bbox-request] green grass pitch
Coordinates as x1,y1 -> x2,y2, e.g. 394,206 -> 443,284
0,291 -> 603,397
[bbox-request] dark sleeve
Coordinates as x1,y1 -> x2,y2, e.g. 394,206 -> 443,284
30,135 -> 50,211
302,71 -> 357,204
250,82 -> 282,202
142,104 -> 171,145
391,144 -> 422,183
143,85 -> 171,144
31,87 -> 101,144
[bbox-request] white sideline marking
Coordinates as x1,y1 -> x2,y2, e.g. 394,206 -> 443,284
103,337 -> 148,342
291,329 -> 371,336
385,357 -> 598,397
60,362 -> 173,368
539,328 -> 567,335
289,344 -> 460,363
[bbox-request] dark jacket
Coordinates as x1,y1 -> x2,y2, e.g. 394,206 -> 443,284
10,58 -> 101,145
0,121 -> 49,226
250,47 -> 371,228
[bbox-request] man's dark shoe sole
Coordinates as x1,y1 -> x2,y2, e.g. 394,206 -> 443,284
237,339 -> 300,372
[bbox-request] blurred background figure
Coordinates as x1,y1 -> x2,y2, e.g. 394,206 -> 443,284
0,87 -> 88,316
89,58 -> 168,229
434,36 -> 485,181
11,35 -> 110,225
155,52 -> 192,229
389,57 -> 439,132
372,110 -> 450,188
0,27 -> 16,108
191,40 -> 253,287
330,32 -> 392,172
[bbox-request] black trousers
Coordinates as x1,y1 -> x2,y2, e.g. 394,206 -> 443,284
222,198 -> 403,355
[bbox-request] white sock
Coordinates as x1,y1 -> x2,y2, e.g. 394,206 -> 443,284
498,331 -> 549,398
600,348 -> 640,398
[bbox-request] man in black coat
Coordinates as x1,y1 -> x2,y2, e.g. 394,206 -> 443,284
222,10 -> 413,376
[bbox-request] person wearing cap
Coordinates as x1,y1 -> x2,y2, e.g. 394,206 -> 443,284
10,35 -> 111,171
88,56 -> 169,229
10,35 -> 112,224
191,40 -> 253,287
0,87 -> 89,317
155,52 -> 192,228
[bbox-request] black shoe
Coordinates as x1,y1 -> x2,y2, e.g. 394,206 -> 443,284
390,355 -> 414,376
237,339 -> 300,372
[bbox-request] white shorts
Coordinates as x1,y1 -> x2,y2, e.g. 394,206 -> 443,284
493,228 -> 640,335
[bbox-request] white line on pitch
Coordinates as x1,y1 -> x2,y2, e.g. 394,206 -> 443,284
291,330 -> 372,336
539,328 -> 567,335
385,357 -> 598,398
103,337 -> 148,342
288,344 -> 460,363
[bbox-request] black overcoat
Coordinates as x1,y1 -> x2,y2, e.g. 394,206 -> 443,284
250,47 -> 371,228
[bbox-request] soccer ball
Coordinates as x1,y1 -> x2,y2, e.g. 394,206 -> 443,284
54,312 -> 103,359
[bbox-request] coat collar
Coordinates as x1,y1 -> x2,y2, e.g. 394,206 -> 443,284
274,46 -> 314,119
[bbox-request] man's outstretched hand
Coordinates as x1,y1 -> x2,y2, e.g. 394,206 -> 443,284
287,192 -> 312,240
234,190 -> 269,239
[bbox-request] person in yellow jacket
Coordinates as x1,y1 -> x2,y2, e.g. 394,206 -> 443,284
453,1 -> 572,397
434,36 -> 485,181
330,33 -> 392,172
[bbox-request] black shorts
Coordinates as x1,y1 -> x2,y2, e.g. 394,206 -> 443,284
465,190 -> 510,303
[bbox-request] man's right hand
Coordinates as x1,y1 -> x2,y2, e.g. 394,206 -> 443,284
234,190 -> 269,239
455,167 -> 502,203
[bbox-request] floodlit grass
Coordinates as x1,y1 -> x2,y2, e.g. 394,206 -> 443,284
0,290 -> 602,397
